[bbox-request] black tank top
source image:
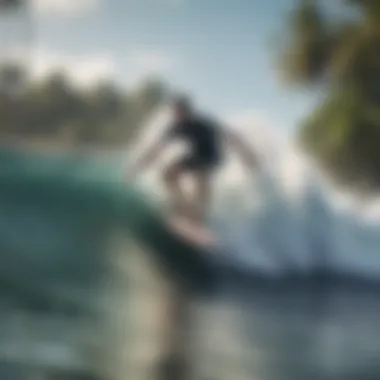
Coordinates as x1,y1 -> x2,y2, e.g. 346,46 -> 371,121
165,116 -> 222,161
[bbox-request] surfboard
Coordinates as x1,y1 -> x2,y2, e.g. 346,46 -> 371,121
166,215 -> 217,249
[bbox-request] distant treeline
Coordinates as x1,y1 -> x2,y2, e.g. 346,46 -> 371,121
0,64 -> 166,148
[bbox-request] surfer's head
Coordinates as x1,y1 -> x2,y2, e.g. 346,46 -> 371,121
171,94 -> 193,122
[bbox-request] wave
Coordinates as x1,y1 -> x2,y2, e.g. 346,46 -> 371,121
134,105 -> 380,282
212,148 -> 380,281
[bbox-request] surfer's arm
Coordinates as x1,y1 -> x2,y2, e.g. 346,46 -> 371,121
223,128 -> 260,169
131,139 -> 167,174
126,123 -> 179,179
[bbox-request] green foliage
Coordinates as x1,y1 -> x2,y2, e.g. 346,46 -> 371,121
279,0 -> 330,85
0,65 -> 166,147
279,0 -> 380,189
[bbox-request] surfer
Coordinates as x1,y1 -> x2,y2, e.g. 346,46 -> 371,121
129,95 -> 260,227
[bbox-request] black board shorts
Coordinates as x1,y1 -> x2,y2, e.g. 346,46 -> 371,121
177,154 -> 221,172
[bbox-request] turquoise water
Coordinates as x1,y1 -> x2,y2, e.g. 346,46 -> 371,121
0,147 -> 380,380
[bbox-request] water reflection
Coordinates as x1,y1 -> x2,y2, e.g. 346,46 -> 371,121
194,284 -> 380,380
1,281 -> 380,380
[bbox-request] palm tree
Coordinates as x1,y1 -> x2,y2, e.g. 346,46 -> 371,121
279,0 -> 329,85
279,0 -> 380,190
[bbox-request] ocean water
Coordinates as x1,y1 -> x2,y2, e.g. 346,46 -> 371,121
1,135 -> 380,379
191,283 -> 380,380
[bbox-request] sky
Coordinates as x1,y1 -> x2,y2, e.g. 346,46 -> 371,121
5,0 -> 380,216
2,0 -> 320,138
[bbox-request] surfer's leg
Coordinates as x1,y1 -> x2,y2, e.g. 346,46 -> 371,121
162,161 -> 188,215
192,168 -> 213,224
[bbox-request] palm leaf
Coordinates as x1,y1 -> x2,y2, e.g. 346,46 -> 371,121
279,0 -> 330,84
